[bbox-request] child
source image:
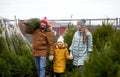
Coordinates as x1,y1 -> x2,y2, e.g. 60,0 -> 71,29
52,36 -> 73,77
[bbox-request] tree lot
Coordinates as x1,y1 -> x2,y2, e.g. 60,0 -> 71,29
0,19 -> 120,77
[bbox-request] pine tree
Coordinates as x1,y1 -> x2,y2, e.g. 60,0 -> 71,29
0,18 -> 36,77
63,23 -> 76,49
93,22 -> 115,52
24,18 -> 40,34
82,22 -> 120,77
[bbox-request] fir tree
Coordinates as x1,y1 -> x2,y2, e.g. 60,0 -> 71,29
63,23 -> 76,49
24,18 -> 40,34
83,22 -> 120,77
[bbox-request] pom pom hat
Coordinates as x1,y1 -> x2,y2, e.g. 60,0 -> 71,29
40,17 -> 48,25
77,19 -> 86,26
57,36 -> 64,43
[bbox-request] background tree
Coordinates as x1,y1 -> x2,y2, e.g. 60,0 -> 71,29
83,22 -> 120,77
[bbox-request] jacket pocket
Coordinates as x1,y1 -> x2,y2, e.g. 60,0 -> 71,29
34,45 -> 47,50
37,46 -> 47,50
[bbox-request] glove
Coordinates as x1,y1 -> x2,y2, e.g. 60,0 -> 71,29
70,51 -> 73,59
49,55 -> 54,61
88,48 -> 92,52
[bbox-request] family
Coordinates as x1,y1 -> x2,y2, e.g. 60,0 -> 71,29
29,17 -> 93,77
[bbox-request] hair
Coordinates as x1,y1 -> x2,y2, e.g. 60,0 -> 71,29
81,27 -> 87,44
77,19 -> 87,44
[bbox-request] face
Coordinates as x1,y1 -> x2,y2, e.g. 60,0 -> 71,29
40,23 -> 47,29
57,42 -> 63,48
76,24 -> 82,30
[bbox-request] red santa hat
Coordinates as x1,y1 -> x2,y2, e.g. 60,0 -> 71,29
40,17 -> 48,25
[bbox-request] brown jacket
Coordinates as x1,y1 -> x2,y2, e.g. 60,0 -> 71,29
32,28 -> 54,56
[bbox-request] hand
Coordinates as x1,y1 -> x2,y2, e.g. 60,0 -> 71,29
70,51 -> 73,59
88,48 -> 92,52
49,55 -> 54,61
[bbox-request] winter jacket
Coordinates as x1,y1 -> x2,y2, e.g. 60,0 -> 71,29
69,29 -> 93,66
32,28 -> 54,56
53,43 -> 71,73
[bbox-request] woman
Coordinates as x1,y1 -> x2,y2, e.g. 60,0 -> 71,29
69,19 -> 93,73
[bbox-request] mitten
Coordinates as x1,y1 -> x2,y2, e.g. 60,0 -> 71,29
49,55 -> 54,61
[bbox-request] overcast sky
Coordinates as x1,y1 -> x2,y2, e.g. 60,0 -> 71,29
0,0 -> 120,20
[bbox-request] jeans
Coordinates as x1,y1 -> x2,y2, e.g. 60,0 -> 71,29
34,56 -> 46,77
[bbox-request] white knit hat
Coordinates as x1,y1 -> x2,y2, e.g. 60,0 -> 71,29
57,36 -> 64,43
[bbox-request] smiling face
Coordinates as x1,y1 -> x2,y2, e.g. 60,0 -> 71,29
39,22 -> 47,29
57,42 -> 64,49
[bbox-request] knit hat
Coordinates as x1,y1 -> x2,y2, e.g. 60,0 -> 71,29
77,19 -> 86,26
40,17 -> 48,25
57,36 -> 64,43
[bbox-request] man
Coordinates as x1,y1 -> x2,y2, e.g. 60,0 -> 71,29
32,17 -> 54,77
69,19 -> 93,73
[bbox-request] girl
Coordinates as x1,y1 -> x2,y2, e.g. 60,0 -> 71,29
52,36 -> 73,77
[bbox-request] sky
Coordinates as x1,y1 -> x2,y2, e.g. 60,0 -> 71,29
0,0 -> 120,20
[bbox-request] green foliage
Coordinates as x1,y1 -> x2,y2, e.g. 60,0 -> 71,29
46,58 -> 54,76
0,21 -> 37,77
65,68 -> 81,77
63,23 -> 76,49
83,51 -> 116,77
109,30 -> 120,52
0,36 -> 9,54
0,53 -> 35,77
0,58 -> 12,77
11,33 -> 32,55
93,23 -> 115,51
24,18 -> 40,34
0,26 -> 4,34
108,30 -> 120,77
82,23 -> 120,77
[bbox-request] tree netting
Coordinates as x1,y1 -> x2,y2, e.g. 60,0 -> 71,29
0,17 -> 31,55
0,17 -> 35,77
